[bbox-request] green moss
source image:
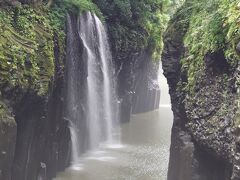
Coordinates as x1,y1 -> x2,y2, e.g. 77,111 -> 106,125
133,0 -> 170,60
62,0 -> 102,18
180,0 -> 240,93
0,0 -> 109,96
93,0 -> 171,61
48,0 -> 103,26
220,1 -> 240,66
0,6 -> 55,95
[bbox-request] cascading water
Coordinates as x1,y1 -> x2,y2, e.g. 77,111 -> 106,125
65,12 -> 119,165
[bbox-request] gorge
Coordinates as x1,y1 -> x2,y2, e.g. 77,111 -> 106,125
1,0 -> 240,180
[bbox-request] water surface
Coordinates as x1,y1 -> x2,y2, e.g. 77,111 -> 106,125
54,107 -> 173,180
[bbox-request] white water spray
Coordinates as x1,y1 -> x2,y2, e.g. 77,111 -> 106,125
65,12 -> 119,165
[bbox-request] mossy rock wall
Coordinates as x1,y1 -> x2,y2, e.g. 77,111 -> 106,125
0,0 -> 172,179
0,2 -> 67,180
0,6 -> 55,96
162,0 -> 240,179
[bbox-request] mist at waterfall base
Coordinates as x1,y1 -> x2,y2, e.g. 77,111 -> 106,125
56,58 -> 173,180
58,12 -> 173,180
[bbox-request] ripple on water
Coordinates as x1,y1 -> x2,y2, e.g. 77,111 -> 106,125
54,108 -> 173,180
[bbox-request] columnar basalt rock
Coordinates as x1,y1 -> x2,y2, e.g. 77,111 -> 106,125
132,50 -> 160,114
11,35 -> 70,180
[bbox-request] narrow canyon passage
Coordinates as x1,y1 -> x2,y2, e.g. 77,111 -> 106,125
54,64 -> 173,180
2,1 -> 239,180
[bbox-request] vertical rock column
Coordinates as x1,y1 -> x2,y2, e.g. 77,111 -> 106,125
0,101 -> 16,180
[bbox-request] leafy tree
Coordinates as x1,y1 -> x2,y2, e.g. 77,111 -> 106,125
93,0 -> 171,60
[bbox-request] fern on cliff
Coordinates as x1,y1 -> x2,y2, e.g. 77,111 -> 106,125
93,0 -> 171,60
0,6 -> 55,95
180,0 -> 240,93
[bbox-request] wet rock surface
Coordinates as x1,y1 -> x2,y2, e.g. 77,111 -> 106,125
10,50 -> 70,180
132,50 -> 160,114
113,49 -> 160,121
0,102 -> 16,180
1,26 -> 71,180
162,3 -> 240,180
0,11 -> 162,180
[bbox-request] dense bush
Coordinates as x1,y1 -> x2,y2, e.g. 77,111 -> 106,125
93,0 -> 171,60
0,6 -> 55,95
45,0 -> 106,38
180,0 -> 240,92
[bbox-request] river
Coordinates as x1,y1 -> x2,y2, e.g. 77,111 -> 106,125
54,63 -> 173,180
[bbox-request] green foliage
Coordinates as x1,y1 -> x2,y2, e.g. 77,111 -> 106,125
180,0 -> 240,93
0,0 -> 105,96
0,6 -> 55,96
168,0 -> 185,15
219,0 -> 240,66
134,0 -> 170,59
93,0 -> 171,60
62,0 -> 102,18
50,0 -> 102,22
46,0 -> 104,57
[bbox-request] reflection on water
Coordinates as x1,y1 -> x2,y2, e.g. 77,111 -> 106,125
54,107 -> 173,180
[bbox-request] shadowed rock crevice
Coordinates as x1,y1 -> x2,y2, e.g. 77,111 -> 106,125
205,51 -> 230,75
10,30 -> 71,180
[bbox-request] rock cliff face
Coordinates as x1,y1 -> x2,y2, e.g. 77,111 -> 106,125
0,101 -> 16,180
0,0 -> 164,179
0,4 -> 70,180
11,37 -> 70,180
0,50 -> 70,180
64,12 -> 88,154
162,1 -> 240,179
92,0 -> 163,121
131,50 -> 160,114
114,49 -> 160,121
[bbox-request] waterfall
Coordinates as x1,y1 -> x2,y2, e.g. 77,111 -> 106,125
65,12 -> 119,165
